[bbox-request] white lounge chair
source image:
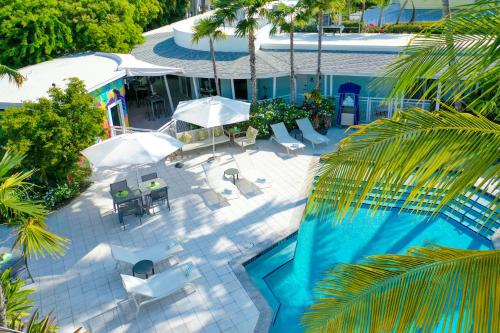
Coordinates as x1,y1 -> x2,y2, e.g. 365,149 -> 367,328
232,152 -> 271,189
121,262 -> 201,314
270,122 -> 306,154
110,240 -> 183,268
296,118 -> 330,149
202,162 -> 240,201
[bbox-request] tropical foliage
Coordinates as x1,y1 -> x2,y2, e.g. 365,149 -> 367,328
192,16 -> 227,96
0,78 -> 103,186
1,270 -> 59,332
309,107 -> 500,226
0,0 -> 191,68
0,151 -> 68,260
376,1 -> 500,119
0,64 -> 25,86
303,245 -> 500,332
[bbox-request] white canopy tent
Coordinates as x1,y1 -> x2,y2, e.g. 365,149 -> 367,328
172,96 -> 251,158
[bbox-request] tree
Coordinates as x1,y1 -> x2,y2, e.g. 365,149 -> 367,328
130,0 -> 163,30
375,0 -> 390,26
303,245 -> 500,332
266,2 -> 306,105
192,16 -> 227,96
0,78 -> 105,185
0,0 -> 73,68
376,1 -> 499,118
214,0 -> 270,105
0,65 -> 24,87
442,0 -> 450,18
302,0 -> 345,90
303,3 -> 499,330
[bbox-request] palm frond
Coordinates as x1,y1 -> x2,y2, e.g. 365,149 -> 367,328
302,245 -> 500,332
374,1 -> 500,116
309,108 -> 500,228
13,218 -> 69,260
0,64 -> 25,87
192,17 -> 227,44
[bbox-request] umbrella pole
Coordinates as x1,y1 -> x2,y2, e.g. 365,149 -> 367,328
207,127 -> 216,163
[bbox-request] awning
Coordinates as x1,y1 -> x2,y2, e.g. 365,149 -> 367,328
97,53 -> 183,77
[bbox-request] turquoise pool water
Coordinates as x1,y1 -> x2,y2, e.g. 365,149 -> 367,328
244,208 -> 493,332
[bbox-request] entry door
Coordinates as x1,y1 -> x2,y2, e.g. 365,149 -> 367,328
107,101 -> 125,128
234,79 -> 248,100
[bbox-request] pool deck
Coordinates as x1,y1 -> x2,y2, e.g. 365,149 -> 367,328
11,129 -> 347,333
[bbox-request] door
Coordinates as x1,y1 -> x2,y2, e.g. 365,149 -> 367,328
234,79 -> 248,100
107,100 -> 125,135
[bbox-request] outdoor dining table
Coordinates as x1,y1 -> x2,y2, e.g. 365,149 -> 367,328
138,177 -> 168,195
112,188 -> 143,211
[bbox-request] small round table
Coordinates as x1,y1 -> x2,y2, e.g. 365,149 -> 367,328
132,260 -> 154,278
224,168 -> 239,184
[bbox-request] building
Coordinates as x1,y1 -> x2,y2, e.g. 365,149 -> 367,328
0,4 -> 434,136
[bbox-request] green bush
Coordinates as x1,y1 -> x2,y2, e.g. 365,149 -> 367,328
363,21 -> 444,34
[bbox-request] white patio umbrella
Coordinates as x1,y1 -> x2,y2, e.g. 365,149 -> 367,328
172,96 -> 251,157
82,132 -> 184,182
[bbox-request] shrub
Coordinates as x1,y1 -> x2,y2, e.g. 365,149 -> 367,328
363,21 -> 444,34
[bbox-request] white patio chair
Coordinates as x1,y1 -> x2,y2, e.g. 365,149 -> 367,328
270,122 -> 305,154
234,126 -> 258,151
296,118 -> 330,149
232,152 -> 271,189
110,239 -> 183,268
121,262 -> 202,314
202,162 -> 240,201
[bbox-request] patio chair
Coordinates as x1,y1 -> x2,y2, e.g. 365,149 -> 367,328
232,152 -> 271,189
234,126 -> 258,151
146,187 -> 170,214
110,180 -> 129,211
141,172 -> 158,182
110,239 -> 183,269
117,200 -> 144,229
296,118 -> 330,149
270,122 -> 305,154
201,162 -> 239,201
120,262 -> 202,314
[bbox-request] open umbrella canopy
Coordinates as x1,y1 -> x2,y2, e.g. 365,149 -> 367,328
173,96 -> 251,128
82,132 -> 183,168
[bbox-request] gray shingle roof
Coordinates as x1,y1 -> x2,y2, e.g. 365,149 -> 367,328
131,33 -> 397,79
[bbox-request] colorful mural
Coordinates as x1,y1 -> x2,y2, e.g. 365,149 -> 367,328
91,78 -> 129,137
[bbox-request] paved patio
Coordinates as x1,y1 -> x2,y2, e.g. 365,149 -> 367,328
25,129 -> 346,333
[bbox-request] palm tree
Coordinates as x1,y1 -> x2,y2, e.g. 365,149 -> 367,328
214,0 -> 269,105
303,0 -> 345,90
0,64 -> 24,87
376,1 -> 499,117
442,0 -> 450,18
192,16 -> 227,96
376,0 -> 390,26
303,244 -> 500,331
266,2 -> 306,105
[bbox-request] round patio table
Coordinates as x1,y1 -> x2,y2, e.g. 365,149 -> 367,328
224,168 -> 239,184
132,260 -> 154,278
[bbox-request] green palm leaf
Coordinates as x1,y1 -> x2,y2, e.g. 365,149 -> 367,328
0,64 -> 24,87
374,1 -> 499,117
309,108 -> 500,228
13,218 -> 68,260
302,245 -> 500,332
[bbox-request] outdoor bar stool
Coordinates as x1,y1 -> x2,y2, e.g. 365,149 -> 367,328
118,199 -> 144,229
141,173 -> 158,182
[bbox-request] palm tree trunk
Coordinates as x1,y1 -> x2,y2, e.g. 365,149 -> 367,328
410,0 -> 416,22
396,0 -> 410,24
290,26 -> 296,105
209,37 -> 220,96
0,286 -> 6,328
441,0 -> 450,18
316,13 -> 323,91
201,0 -> 206,13
378,6 -> 384,26
361,1 -> 366,23
249,28 -> 257,105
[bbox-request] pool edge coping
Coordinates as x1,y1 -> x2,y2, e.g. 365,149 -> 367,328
229,155 -> 320,333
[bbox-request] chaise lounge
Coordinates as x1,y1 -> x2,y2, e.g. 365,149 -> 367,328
270,122 -> 305,154
296,118 -> 330,148
110,240 -> 183,268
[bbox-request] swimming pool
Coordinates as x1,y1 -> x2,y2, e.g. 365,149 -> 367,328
244,207 -> 493,332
